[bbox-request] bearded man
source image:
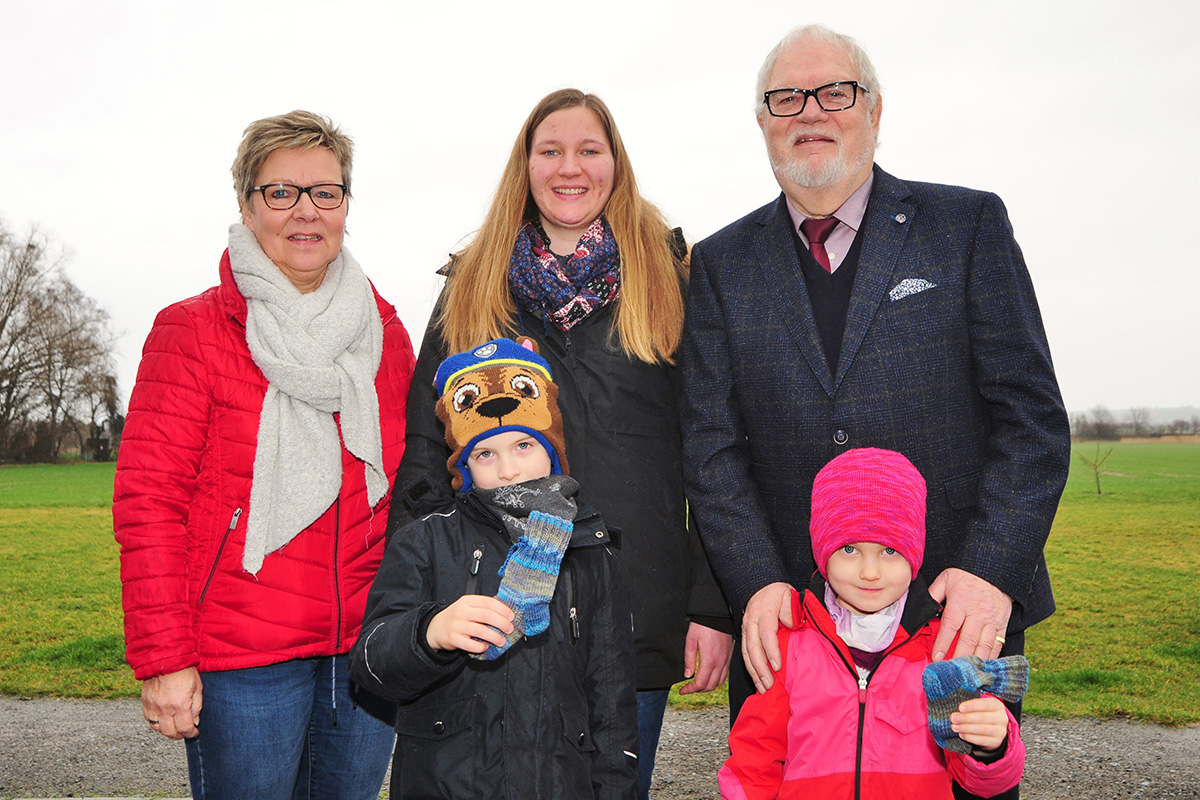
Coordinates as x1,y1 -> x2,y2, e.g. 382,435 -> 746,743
678,25 -> 1070,799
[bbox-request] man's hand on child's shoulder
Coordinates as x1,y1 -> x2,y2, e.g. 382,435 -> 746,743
427,595 -> 516,653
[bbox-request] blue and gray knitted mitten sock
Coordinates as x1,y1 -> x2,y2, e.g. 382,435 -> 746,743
471,477 -> 578,661
922,654 -> 1030,753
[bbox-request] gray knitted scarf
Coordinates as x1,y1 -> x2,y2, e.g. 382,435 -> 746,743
228,223 -> 385,574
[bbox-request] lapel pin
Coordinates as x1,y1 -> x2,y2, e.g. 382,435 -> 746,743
894,213 -> 907,223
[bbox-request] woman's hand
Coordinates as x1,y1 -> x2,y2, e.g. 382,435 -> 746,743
426,595 -> 515,653
951,696 -> 1010,752
678,622 -> 733,695
142,667 -> 203,740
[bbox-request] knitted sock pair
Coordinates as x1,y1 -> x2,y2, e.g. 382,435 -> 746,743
922,655 -> 1030,753
471,477 -> 578,661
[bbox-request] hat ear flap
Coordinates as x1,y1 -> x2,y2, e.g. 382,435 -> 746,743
435,394 -> 468,490
544,380 -> 569,477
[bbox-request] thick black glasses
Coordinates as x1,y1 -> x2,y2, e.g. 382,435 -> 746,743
250,183 -> 348,210
763,82 -> 869,117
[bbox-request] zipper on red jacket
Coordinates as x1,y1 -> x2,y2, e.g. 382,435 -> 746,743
808,593 -> 921,800
199,508 -> 242,604
812,619 -> 868,799
855,677 -> 867,800
333,497 -> 342,644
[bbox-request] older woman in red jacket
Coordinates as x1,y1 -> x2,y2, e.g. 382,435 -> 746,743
113,110 -> 414,800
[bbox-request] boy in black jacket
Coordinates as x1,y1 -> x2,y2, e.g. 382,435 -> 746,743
350,338 -> 638,799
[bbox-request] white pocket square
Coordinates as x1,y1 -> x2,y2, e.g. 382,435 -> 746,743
889,278 -> 937,301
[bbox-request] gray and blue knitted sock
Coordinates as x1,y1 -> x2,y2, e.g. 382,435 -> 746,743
922,655 -> 1030,753
472,477 -> 578,661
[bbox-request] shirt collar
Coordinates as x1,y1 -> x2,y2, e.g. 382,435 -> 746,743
785,171 -> 875,234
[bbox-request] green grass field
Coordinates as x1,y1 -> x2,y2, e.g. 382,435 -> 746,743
3,447 -> 1199,722
0,463 -> 128,697
1025,442 -> 1200,723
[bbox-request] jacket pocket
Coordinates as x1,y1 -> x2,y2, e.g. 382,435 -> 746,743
872,681 -> 927,737
942,469 -> 982,511
395,694 -> 475,741
393,695 -> 479,797
199,507 -> 242,604
559,705 -> 596,753
871,659 -> 930,737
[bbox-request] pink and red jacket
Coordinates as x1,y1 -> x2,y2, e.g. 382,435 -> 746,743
113,251 -> 415,680
719,581 -> 1024,800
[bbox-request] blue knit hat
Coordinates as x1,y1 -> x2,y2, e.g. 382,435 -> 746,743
434,338 -> 568,491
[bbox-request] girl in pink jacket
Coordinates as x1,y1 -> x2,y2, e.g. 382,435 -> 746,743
719,448 -> 1025,799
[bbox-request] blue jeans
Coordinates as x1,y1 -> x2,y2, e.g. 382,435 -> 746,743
636,689 -> 670,800
184,655 -> 394,800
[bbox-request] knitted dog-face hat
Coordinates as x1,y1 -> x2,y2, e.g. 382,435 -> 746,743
810,447 -> 926,578
434,338 -> 569,491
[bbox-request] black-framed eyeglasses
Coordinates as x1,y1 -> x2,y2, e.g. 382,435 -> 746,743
250,183 -> 348,210
763,82 -> 869,117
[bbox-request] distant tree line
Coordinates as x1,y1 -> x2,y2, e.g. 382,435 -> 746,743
1,219 -> 121,462
1071,405 -> 1200,441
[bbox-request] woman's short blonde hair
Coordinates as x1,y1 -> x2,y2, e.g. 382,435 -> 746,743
438,89 -> 687,364
231,110 -> 354,210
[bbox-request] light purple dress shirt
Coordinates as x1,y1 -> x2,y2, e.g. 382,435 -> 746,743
786,172 -> 875,273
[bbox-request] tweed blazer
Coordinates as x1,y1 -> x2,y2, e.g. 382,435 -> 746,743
678,166 -> 1070,632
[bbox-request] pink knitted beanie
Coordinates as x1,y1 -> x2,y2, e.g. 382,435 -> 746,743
810,447 -> 927,578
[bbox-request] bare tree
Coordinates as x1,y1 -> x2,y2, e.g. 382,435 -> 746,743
26,279 -> 116,459
1076,440 -> 1115,495
0,219 -> 119,461
1191,416 -> 1200,436
1087,405 -> 1119,441
1127,407 -> 1152,438
0,224 -> 55,452
1070,412 -> 1091,441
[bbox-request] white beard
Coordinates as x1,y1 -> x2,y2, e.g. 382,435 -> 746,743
767,130 -> 875,189
773,153 -> 846,188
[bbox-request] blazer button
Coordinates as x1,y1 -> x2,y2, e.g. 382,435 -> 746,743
433,720 -> 445,735
578,732 -> 587,746
833,430 -> 849,445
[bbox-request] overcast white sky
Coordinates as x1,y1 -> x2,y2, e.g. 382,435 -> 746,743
3,0 -> 1197,415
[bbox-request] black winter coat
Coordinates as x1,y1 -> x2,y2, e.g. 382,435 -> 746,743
393,288 -> 731,689
351,489 -> 638,800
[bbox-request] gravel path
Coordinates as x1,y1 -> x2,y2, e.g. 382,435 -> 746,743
2,696 -> 1198,799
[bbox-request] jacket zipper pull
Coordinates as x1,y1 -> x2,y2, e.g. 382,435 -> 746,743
199,508 -> 243,605
470,545 -> 483,576
858,674 -> 868,705
570,606 -> 580,641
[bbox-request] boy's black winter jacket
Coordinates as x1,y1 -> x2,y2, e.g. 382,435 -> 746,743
349,487 -> 638,799
394,295 -> 733,691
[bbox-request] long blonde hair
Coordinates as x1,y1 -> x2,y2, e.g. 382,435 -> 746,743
437,89 -> 687,364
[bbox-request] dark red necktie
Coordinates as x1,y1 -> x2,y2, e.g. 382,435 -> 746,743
801,217 -> 839,272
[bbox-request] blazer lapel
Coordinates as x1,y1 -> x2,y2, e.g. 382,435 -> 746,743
833,168 -> 916,393
751,196 -> 836,396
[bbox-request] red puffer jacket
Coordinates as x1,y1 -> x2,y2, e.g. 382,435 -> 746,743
113,250 -> 415,680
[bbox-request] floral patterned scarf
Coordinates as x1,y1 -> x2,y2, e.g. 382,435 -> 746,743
508,216 -> 620,331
